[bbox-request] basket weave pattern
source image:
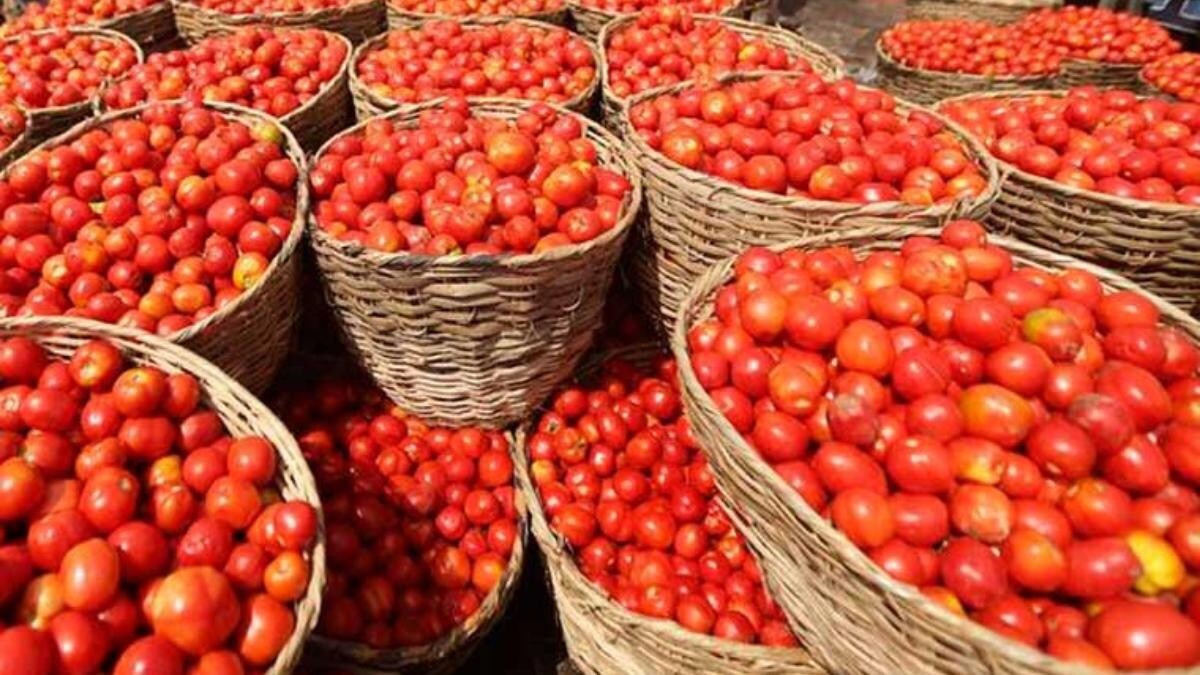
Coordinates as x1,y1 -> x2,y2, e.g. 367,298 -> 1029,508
171,0 -> 386,45
874,40 -> 1053,106
97,1 -> 179,51
905,0 -> 1059,24
671,225 -> 1200,675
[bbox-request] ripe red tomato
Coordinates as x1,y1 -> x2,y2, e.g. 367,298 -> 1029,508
148,566 -> 241,656
1088,600 -> 1200,669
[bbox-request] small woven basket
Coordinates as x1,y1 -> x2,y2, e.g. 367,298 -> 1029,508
941,88 -> 1200,315
3,101 -> 307,393
0,316 -> 325,675
171,0 -> 386,45
905,0 -> 1059,24
349,18 -> 600,122
621,71 -> 1000,334
385,1 -> 567,29
597,15 -> 846,128
672,224 -> 1200,675
568,0 -> 749,41
874,40 -> 1054,106
307,97 -> 642,428
1055,58 -> 1146,91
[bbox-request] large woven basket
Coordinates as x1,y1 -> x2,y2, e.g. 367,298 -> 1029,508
3,101 -> 307,393
385,1 -> 567,29
0,316 -> 326,675
349,18 -> 600,122
597,14 -> 846,128
171,0 -> 386,45
621,71 -> 1001,334
874,40 -> 1053,106
568,0 -> 749,41
672,224 -> 1200,675
905,0 -> 1059,24
940,88 -> 1200,315
1055,58 -> 1146,91
307,97 -> 642,428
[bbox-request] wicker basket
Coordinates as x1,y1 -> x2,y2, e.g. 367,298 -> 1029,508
568,0 -> 749,41
3,101 -> 307,393
905,0 -> 1059,24
671,224 -> 1200,675
385,1 -> 567,29
307,97 -> 642,428
1055,58 -> 1146,91
940,88 -> 1200,315
621,71 -> 1001,334
91,1 -> 179,51
874,40 -> 1053,106
349,19 -> 599,122
171,0 -> 386,45
597,14 -> 846,128
0,316 -> 325,675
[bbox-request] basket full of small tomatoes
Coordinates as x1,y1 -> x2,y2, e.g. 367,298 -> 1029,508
2,0 -> 179,52
567,0 -> 745,42
171,0 -> 386,46
673,220 -> 1200,674
385,0 -> 567,30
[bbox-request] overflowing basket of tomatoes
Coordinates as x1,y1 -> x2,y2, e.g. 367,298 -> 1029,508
171,0 -> 386,46
385,0 -> 567,30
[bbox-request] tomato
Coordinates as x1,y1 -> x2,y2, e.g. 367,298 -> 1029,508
113,636 -> 184,675
836,320 -> 895,377
1001,529 -> 1066,593
831,488 -> 894,548
940,537 -> 1007,609
59,538 -> 120,611
958,385 -> 1034,447
1062,538 -> 1140,599
1089,600 -> 1200,669
108,521 -> 169,583
148,566 -> 241,656
0,625 -> 55,675
0,456 -> 46,521
886,436 -> 953,494
1025,417 -> 1096,479
49,610 -> 110,675
234,594 -> 294,666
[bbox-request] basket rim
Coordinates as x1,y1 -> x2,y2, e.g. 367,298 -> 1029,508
385,0 -> 567,23
0,315 -> 327,675
938,88 -> 1200,216
349,18 -> 599,116
170,0 -> 377,21
306,95 -> 643,269
0,99 -> 309,347
670,224 -> 1200,675
2,26 -> 145,118
874,36 -> 1056,83
620,70 -> 1001,219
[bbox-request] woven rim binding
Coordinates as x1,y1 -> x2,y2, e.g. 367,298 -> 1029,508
671,224 -> 1200,675
170,0 -> 385,44
2,100 -> 308,393
349,18 -> 600,122
874,38 -> 1054,106
597,13 -> 846,127
904,0 -> 1060,23
1055,57 -> 1145,90
385,2 -> 568,29
567,0 -> 749,40
0,316 -> 325,675
88,0 -> 178,50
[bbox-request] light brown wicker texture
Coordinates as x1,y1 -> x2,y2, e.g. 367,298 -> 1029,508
349,19 -> 599,122
171,0 -> 386,45
905,0 -> 1059,23
671,224 -> 1200,675
567,0 -> 749,41
3,101 -> 307,393
940,88 -> 1200,315
95,1 -> 179,51
0,316 -> 325,675
621,71 -> 1000,334
1055,58 -> 1146,91
874,40 -> 1053,106
597,14 -> 846,128
385,2 -> 567,29
307,97 -> 642,428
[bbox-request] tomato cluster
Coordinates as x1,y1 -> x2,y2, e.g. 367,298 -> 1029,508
274,378 -> 519,650
880,20 -> 1059,77
0,103 -> 300,333
628,74 -> 987,205
1017,6 -> 1179,66
942,87 -> 1200,205
0,105 -> 25,153
187,0 -> 357,13
387,0 -> 564,16
0,30 -> 139,111
102,28 -> 348,120
686,220 -> 1200,669
575,0 -> 732,14
605,8 -> 815,100
530,355 -> 797,645
1143,53 -> 1200,104
310,98 -> 632,255
0,336 -> 319,673
356,21 -> 595,107
1,0 -> 162,35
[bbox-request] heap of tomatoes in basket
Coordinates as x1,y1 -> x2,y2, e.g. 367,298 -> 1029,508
102,28 -> 348,119
0,30 -> 140,110
685,220 -> 1200,669
574,0 -> 732,14
531,356 -> 798,645
0,105 -> 26,153
309,98 -> 632,255
1,0 -> 162,35
275,378 -> 520,649
187,0 -> 359,14
0,336 -> 319,673
942,87 -> 1200,205
0,103 -> 300,333
356,21 -> 595,107
1017,6 -> 1179,65
628,74 -> 987,205
605,8 -> 816,100
387,0 -> 563,16
1143,53 -> 1200,105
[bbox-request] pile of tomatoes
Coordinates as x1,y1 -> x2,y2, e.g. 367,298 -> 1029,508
274,377 -> 519,649
355,21 -> 595,107
0,105 -> 26,154
2,0 -> 162,35
102,28 -> 348,120
530,354 -> 798,645
941,87 -> 1200,205
1017,6 -> 1179,66
685,219 -> 1200,669
628,74 -> 988,205
0,336 -> 319,673
605,8 -> 816,101
185,0 -> 361,14
574,0 -> 732,15
0,30 -> 140,111
0,102 -> 300,332
879,20 -> 1060,77
387,0 -> 563,16
309,98 -> 632,255
1143,53 -> 1200,105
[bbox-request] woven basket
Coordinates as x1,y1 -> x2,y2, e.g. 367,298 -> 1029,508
93,1 -> 179,51
385,2 -> 567,29
349,18 -> 599,122
171,0 -> 386,45
941,88 -> 1200,315
672,224 -> 1200,675
568,0 -> 748,41
621,71 -> 1001,334
3,101 -> 307,393
1055,58 -> 1145,91
307,97 -> 642,428
874,40 -> 1053,106
905,0 -> 1059,24
0,316 -> 325,675
597,15 -> 846,129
